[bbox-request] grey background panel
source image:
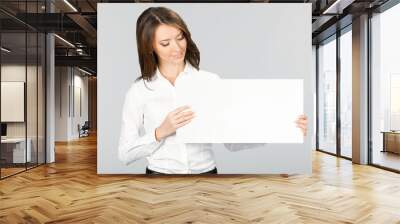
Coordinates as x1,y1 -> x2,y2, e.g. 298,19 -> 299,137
97,3 -> 313,174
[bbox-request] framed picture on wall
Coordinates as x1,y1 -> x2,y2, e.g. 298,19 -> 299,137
1,81 -> 25,122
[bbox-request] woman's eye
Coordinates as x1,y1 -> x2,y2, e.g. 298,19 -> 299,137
161,43 -> 169,47
177,35 -> 185,40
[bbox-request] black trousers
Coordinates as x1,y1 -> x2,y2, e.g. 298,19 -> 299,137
146,167 -> 218,175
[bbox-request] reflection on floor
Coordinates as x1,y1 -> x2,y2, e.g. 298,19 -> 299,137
0,167 -> 25,177
341,148 -> 352,158
0,163 -> 39,178
373,150 -> 400,171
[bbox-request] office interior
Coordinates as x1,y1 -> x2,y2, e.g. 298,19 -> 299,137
0,0 -> 400,222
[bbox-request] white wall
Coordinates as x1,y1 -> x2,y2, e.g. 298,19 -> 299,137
72,72 -> 89,138
55,66 -> 69,141
1,65 -> 40,138
55,67 -> 89,141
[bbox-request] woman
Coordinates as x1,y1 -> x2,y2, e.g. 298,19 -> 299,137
118,7 -> 308,175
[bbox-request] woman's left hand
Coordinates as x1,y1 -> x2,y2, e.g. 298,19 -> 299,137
295,114 -> 308,136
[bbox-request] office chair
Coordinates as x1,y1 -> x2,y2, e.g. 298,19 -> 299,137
78,121 -> 90,138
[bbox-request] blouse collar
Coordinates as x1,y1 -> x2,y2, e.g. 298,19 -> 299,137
155,61 -> 194,81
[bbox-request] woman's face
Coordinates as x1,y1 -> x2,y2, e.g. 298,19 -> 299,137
152,24 -> 187,66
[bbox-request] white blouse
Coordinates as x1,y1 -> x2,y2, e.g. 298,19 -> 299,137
118,62 -> 221,174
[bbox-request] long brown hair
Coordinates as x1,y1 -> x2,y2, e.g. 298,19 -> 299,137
136,7 -> 200,81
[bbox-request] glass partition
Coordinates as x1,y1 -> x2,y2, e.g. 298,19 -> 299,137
1,31 -> 28,177
38,32 -> 45,165
0,1 -> 46,179
27,31 -> 38,169
317,36 -> 337,155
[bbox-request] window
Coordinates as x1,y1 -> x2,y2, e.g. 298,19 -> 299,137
339,28 -> 352,158
371,2 -> 400,171
318,36 -> 337,155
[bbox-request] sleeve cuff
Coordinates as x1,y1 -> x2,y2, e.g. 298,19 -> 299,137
152,128 -> 160,143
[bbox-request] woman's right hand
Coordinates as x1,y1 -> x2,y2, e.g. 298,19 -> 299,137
155,105 -> 195,141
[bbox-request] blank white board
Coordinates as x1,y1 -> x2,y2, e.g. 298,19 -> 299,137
1,82 -> 25,122
176,77 -> 304,143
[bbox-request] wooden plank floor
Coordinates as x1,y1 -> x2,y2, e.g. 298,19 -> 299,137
1,134 -> 400,224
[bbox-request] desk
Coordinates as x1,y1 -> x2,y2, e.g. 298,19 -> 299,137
381,131 -> 400,154
1,138 -> 31,163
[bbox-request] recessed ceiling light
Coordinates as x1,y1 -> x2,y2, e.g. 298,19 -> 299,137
323,0 -> 354,15
54,34 -> 75,48
1,47 -> 11,53
63,0 -> 78,12
78,67 -> 93,76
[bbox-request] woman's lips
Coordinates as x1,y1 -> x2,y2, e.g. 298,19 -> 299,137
173,54 -> 184,59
